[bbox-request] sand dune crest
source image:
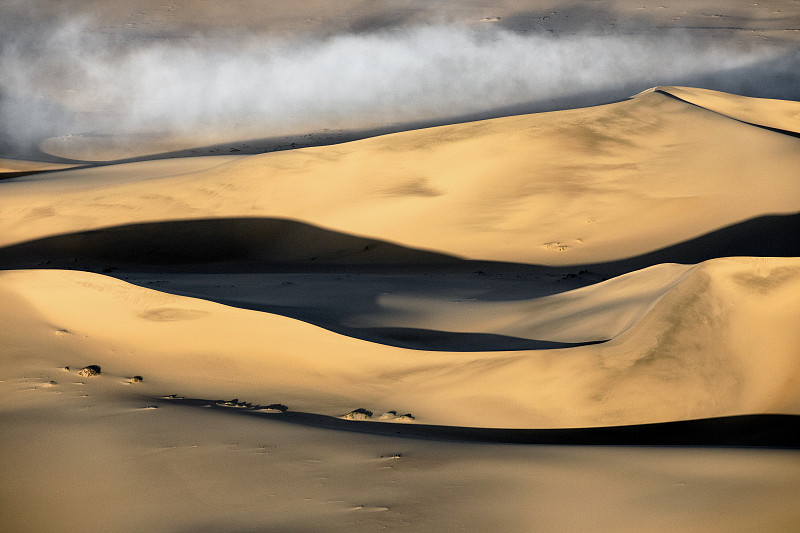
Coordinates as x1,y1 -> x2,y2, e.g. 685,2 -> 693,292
651,86 -> 800,134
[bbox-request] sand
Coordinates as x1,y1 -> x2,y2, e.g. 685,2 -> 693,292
2,1 -> 800,532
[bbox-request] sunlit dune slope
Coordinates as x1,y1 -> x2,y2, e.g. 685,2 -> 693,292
653,86 -> 800,133
349,262 -> 694,343
2,256 -> 798,429
1,89 -> 798,265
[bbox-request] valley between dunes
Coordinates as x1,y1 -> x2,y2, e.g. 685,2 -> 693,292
2,80 -> 800,531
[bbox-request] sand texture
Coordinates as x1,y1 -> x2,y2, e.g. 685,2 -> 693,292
2,1 -> 800,532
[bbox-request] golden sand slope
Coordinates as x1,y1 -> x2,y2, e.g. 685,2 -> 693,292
654,86 -> 800,133
2,256 -> 799,429
3,374 -> 798,533
1,89 -> 798,265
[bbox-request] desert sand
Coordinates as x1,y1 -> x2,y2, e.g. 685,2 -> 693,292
2,1 -> 800,532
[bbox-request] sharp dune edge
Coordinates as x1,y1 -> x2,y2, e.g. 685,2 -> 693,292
3,2 -> 800,530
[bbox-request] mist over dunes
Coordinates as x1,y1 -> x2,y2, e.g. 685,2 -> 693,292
1,1 -> 799,158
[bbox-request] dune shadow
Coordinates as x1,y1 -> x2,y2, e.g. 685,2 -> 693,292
0,217 -> 461,271
0,213 -> 797,351
581,211 -> 800,279
349,327 -> 606,351
0,213 -> 798,275
178,292 -> 607,351
158,396 -> 800,448
0,169 -> 55,181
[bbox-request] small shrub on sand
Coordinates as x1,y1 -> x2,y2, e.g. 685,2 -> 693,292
342,408 -> 373,420
78,365 -> 101,377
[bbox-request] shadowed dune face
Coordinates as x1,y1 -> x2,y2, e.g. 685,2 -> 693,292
0,218 -> 459,270
0,212 -> 797,352
0,213 -> 798,273
155,397 -> 800,447
0,211 -> 796,352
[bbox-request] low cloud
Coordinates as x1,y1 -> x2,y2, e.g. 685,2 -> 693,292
0,16 -> 794,153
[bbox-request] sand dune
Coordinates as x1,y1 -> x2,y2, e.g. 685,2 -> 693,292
2,254 -> 799,429
1,89 -> 799,267
654,86 -> 800,134
2,2 -> 800,528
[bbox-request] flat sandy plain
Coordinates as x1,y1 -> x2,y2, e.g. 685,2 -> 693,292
1,1 -> 800,532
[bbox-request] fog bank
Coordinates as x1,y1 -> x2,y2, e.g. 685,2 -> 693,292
1,18 -> 796,154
